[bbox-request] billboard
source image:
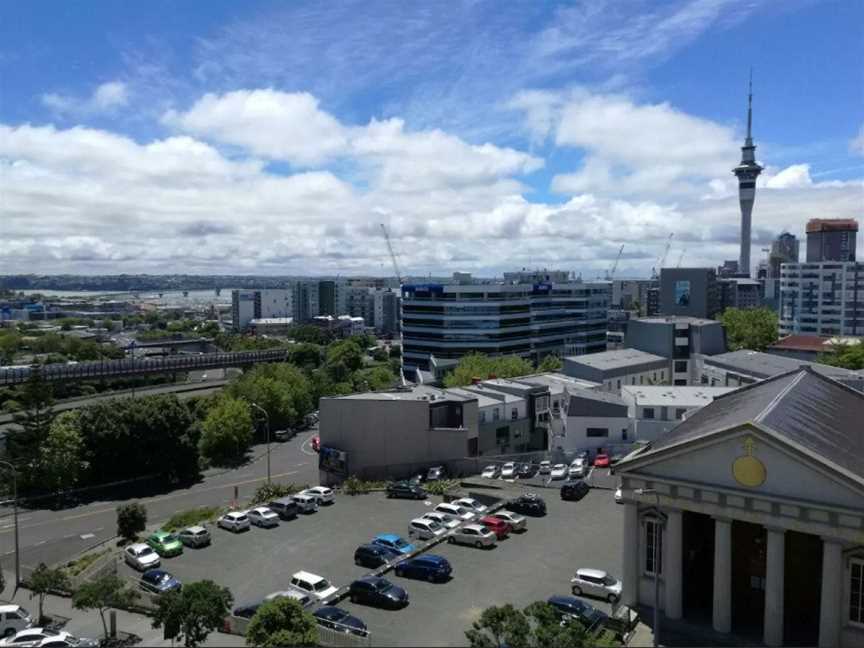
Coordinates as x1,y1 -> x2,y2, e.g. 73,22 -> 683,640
318,446 -> 348,477
674,280 -> 691,307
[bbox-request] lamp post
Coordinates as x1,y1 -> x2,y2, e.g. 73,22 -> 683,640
0,461 -> 20,588
249,403 -> 271,484
635,488 -> 661,648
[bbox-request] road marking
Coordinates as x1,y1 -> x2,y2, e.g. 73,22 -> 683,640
34,540 -> 45,546
63,534 -> 74,539
80,533 -> 95,540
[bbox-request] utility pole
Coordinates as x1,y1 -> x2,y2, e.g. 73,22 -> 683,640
249,403 -> 271,484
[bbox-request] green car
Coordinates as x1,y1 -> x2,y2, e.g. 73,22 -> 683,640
146,531 -> 183,558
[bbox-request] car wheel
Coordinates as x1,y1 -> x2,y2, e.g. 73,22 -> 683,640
395,568 -> 403,577
355,558 -> 363,567
427,573 -> 435,583
350,594 -> 358,604
572,586 -> 582,596
474,540 -> 482,548
608,594 -> 618,604
447,536 -> 455,544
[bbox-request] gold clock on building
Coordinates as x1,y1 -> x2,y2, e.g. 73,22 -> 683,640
733,436 -> 766,487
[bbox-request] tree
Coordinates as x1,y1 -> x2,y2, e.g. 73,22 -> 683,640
116,502 -> 147,542
8,369 -> 55,480
819,342 -> 864,370
37,411 -> 87,493
444,353 -> 535,388
537,355 -> 562,372
719,308 -> 778,351
199,397 -> 253,464
72,574 -> 138,638
152,580 -> 233,648
352,366 -> 397,391
326,339 -> 364,372
388,344 -> 402,359
465,604 -> 531,648
246,597 -> 319,648
28,563 -> 70,623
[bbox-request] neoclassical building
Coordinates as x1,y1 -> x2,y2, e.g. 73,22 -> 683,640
615,367 -> 864,647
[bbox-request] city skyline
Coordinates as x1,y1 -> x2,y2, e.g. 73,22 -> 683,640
1,0 -> 862,278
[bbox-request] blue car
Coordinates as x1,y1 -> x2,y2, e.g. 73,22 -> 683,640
394,555 -> 452,582
372,534 -> 415,555
140,569 -> 182,594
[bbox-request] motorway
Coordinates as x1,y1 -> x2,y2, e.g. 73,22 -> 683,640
0,429 -> 320,576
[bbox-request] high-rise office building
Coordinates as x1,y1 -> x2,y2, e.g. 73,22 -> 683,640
732,77 -> 763,276
806,218 -> 858,263
294,281 -> 320,322
231,288 -> 294,330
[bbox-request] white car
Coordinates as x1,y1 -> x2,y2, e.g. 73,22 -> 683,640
452,497 -> 488,514
447,524 -> 496,548
0,606 -> 32,639
247,506 -> 280,528
408,517 -> 446,540
500,462 -> 516,479
538,460 -> 552,475
302,486 -> 335,505
290,571 -> 338,601
570,568 -> 623,603
422,511 -> 460,530
481,465 -> 499,479
0,629 -> 98,648
550,464 -> 569,480
489,510 -> 526,532
124,543 -> 160,571
217,511 -> 251,532
569,459 -> 587,479
292,493 -> 319,514
434,502 -> 474,520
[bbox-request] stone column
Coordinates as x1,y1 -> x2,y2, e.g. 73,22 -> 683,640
664,509 -> 683,620
763,528 -> 785,647
622,502 -> 640,607
712,517 -> 732,634
818,538 -> 843,648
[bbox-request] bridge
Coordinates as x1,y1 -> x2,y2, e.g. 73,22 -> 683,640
0,349 -> 289,386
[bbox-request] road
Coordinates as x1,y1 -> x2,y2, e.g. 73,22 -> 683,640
0,429 -> 321,576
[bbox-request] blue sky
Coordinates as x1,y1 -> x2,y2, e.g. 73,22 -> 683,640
1,0 -> 862,276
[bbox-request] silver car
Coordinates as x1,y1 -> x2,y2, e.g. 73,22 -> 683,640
422,511 -> 460,530
124,543 -> 160,571
447,524 -> 496,549
217,511 -> 251,532
178,525 -> 211,548
248,507 -> 280,528
570,568 -> 623,603
292,493 -> 319,513
489,510 -> 526,532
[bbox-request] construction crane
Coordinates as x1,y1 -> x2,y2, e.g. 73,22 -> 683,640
606,244 -> 625,281
380,223 -> 402,285
676,247 -> 687,268
651,233 -> 674,279
380,223 -> 408,386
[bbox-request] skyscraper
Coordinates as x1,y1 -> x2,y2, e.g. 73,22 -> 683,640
732,74 -> 763,277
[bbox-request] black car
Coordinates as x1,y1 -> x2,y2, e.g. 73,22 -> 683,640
394,555 -> 452,582
268,497 -> 299,520
506,494 -> 547,516
313,606 -> 368,637
386,481 -> 427,500
516,463 -> 536,479
354,543 -> 402,568
561,480 -> 591,502
348,576 -> 409,609
547,595 -> 608,631
232,602 -> 262,619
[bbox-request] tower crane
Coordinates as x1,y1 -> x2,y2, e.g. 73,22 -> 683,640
676,247 -> 687,268
380,223 -> 407,386
651,233 -> 674,279
380,223 -> 402,285
606,245 -> 625,280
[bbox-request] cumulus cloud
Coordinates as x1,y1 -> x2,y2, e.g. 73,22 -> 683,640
41,81 -> 129,116
851,124 -> 864,156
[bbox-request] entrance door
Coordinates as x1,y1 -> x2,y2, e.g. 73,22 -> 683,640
682,511 -> 714,623
731,520 -> 766,638
784,531 -> 822,646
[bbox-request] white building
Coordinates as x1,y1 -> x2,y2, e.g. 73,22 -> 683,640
232,289 -> 294,331
558,389 -> 631,454
620,385 -> 736,443
779,261 -> 864,337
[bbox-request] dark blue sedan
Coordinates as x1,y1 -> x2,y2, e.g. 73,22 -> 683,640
394,555 -> 452,582
313,606 -> 368,636
348,576 -> 408,609
140,569 -> 182,594
547,595 -> 608,630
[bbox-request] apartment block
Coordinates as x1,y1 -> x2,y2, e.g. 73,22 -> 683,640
779,261 -> 864,337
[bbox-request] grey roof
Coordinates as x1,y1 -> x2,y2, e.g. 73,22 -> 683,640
638,368 -> 864,479
568,388 -> 629,417
563,348 -> 666,371
338,384 -> 471,403
629,316 -> 718,326
567,388 -> 628,407
706,349 -> 863,382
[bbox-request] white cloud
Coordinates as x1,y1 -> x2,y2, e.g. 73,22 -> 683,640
851,124 -> 864,156
41,81 -> 129,116
92,82 -> 129,110
763,163 -> 813,189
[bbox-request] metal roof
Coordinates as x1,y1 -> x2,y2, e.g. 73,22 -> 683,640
564,348 -> 666,371
705,349 -> 862,381
620,385 -> 736,408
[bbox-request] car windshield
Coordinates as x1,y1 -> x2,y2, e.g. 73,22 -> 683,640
603,576 -> 617,586
314,579 -> 332,591
374,580 -> 392,591
162,534 -> 178,543
235,515 -> 248,521
392,538 -> 407,548
426,520 -> 441,530
139,547 -> 154,555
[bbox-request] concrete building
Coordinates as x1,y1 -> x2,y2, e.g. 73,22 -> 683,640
644,285 -> 660,317
400,277 -> 609,374
619,385 -> 735,443
806,218 -> 858,263
558,389 -> 631,455
447,384 -> 531,455
248,317 -> 294,335
660,268 -> 721,319
606,308 -> 630,349
615,368 -> 864,647
562,349 -> 668,393
318,280 -> 338,316
231,289 -> 294,331
779,261 -> 864,337
762,232 -> 801,310
611,279 -> 653,310
477,378 -> 553,451
294,281 -> 320,323
719,278 -> 762,310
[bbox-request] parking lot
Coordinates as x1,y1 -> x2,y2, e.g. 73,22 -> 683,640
118,475 -> 623,647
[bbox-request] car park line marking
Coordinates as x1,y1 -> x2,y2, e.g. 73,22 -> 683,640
300,437 -> 316,456
80,533 -> 95,540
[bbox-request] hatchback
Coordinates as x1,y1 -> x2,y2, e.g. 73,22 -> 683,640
124,543 -> 160,571
593,454 -> 611,468
348,577 -> 408,609
0,605 -> 33,639
268,497 -> 299,520
146,531 -> 183,558
313,607 -> 368,637
248,507 -> 280,528
353,543 -> 401,569
217,511 -> 250,532
481,465 -> 500,479
178,525 -> 211,548
570,568 -> 622,603
394,555 -> 452,582
489,510 -> 526,532
290,571 -> 338,600
448,524 -> 496,549
434,502 -> 474,520
500,462 -> 516,479
479,516 -> 511,540
0,629 -> 98,648
140,569 -> 181,595
408,518 -> 445,540
561,480 -> 591,502
452,497 -> 487,514
372,534 -> 415,555
538,460 -> 552,474
516,463 -> 536,479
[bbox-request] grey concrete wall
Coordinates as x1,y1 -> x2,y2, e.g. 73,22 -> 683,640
625,320 -> 674,358
660,269 -> 716,319
477,418 -> 532,455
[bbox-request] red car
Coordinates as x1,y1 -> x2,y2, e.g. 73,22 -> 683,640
311,436 -> 320,452
593,454 -> 610,468
479,516 -> 511,540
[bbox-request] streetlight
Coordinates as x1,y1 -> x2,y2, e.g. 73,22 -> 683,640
0,460 -> 20,588
634,488 -> 662,648
249,403 -> 271,484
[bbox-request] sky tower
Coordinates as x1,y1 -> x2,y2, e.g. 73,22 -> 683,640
732,72 -> 763,276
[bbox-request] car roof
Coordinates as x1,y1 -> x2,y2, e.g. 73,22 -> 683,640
548,595 -> 586,607
375,533 -> 403,542
0,605 -> 24,612
577,568 -> 608,578
184,525 -> 207,533
252,506 -> 274,513
226,510 -> 246,516
143,569 -> 169,578
410,517 -> 433,524
413,554 -> 446,563
315,606 -> 347,619
293,570 -> 324,582
151,530 -> 171,537
355,575 -> 385,585
463,524 -> 488,532
129,542 -> 150,551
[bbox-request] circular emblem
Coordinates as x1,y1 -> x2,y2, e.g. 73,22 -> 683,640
732,437 -> 766,487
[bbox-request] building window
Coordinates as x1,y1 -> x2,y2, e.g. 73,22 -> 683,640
640,375 -> 644,385
496,427 -> 509,446
643,408 -> 655,420
511,408 -> 518,420
645,519 -> 663,575
479,411 -> 487,424
652,372 -> 657,382
674,360 -> 688,373
586,428 -> 609,437
622,429 -> 628,441
675,408 -> 687,420
617,379 -> 621,390
851,558 -> 864,626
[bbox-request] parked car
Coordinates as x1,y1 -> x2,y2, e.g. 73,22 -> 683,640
614,486 -> 623,504
505,494 -> 547,516
489,510 -> 526,532
0,629 -> 98,648
372,533 -> 415,555
569,459 -> 587,479
146,531 -> 183,558
570,568 -> 622,603
353,543 -> 402,568
481,465 -> 500,479
290,571 -> 338,601
452,497 -> 487,514
292,493 -> 319,514
448,524 -> 496,549
272,428 -> 294,441
139,569 -> 182,595
421,511 -> 460,530
479,516 -> 511,540
311,436 -> 320,452
408,517 -> 445,541
302,486 -> 335,505
248,506 -> 280,528
538,460 -> 552,475
593,454 -> 611,468
313,607 -> 368,637
124,543 -> 160,571
348,577 -> 408,609
386,481 -> 427,500
547,595 -> 608,630
426,466 -> 445,482
178,525 -> 211,548
516,463 -> 536,479
217,511 -> 251,532
434,502 -> 474,520
230,602 -> 263,620
0,606 -> 33,639
561,480 -> 591,502
500,462 -> 517,479
269,497 -> 299,520
264,589 -> 313,609
550,464 -> 569,480
394,555 -> 452,582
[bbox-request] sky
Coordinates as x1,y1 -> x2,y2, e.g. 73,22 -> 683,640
1,0 -> 862,279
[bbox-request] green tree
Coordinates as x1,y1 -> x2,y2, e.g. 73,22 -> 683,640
819,342 -> 864,370
72,574 -> 138,638
152,580 -> 233,648
246,597 -> 319,647
28,562 -> 70,623
352,366 -> 396,391
326,339 -> 364,372
8,369 -> 55,481
287,343 -> 324,369
444,353 -> 535,388
537,355 -> 563,372
465,604 -> 531,648
37,411 -> 87,493
199,397 -> 253,464
228,363 -> 313,430
116,502 -> 147,542
719,307 -> 778,351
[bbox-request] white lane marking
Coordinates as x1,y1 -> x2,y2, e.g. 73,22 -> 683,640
300,436 -> 316,456
80,533 -> 95,540
63,534 -> 74,539
35,540 -> 46,546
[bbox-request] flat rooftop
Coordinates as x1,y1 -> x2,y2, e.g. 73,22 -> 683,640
629,316 -> 718,326
620,385 -> 737,407
705,349 -> 864,380
564,348 -> 666,370
337,384 -> 472,403
445,387 -> 503,408
517,372 -> 601,392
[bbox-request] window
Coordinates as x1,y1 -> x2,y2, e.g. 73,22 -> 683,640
493,408 -> 500,421
586,427 -> 609,437
643,408 -> 655,420
479,411 -> 487,424
851,559 -> 864,625
617,379 -> 621,390
640,375 -> 644,385
496,427 -> 509,445
645,519 -> 663,575
622,429 -> 628,441
674,360 -> 688,373
511,408 -> 518,420
652,372 -> 657,382
675,408 -> 687,420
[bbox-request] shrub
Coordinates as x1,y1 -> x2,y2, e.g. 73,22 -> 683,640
424,479 -> 460,496
342,476 -> 387,495
163,507 -> 222,532
116,503 -> 147,542
250,482 -> 304,505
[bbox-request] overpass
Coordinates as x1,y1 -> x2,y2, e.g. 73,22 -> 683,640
0,348 -> 289,386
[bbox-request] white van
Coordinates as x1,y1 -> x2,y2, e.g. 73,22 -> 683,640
0,605 -> 32,638
292,493 -> 319,514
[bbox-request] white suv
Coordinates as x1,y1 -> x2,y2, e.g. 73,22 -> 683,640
570,568 -> 623,603
290,571 -> 338,601
434,502 -> 474,520
0,605 -> 32,639
301,486 -> 334,505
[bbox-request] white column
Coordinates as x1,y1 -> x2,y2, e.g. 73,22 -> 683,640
819,539 -> 843,648
622,502 -> 639,607
712,517 -> 732,634
763,528 -> 785,647
665,509 -> 683,620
